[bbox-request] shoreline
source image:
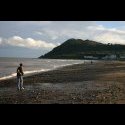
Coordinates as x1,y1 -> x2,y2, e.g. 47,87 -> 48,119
0,61 -> 125,104
0,62 -> 85,82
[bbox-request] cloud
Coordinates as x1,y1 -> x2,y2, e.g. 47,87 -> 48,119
35,29 -> 88,41
35,31 -> 44,35
34,21 -> 125,45
0,36 -> 57,49
87,25 -> 125,35
2,21 -> 125,47
86,25 -> 125,44
92,32 -> 125,45
34,21 -> 96,41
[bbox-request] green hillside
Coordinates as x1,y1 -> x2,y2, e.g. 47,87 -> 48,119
39,39 -> 125,59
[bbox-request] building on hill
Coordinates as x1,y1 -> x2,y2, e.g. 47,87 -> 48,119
84,55 -> 98,60
102,54 -> 117,60
119,55 -> 125,60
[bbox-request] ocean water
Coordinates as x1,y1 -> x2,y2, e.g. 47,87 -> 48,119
0,57 -> 87,80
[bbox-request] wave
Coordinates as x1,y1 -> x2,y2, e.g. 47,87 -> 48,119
0,69 -> 51,81
0,62 -> 84,81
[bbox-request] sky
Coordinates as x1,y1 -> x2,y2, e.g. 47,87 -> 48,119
1,21 -> 125,58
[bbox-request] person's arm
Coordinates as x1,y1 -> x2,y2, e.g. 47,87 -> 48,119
17,67 -> 19,73
17,67 -> 21,76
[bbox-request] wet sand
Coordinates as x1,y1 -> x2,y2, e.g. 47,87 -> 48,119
0,61 -> 125,104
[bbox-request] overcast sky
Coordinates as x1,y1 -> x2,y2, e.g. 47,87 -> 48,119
0,21 -> 125,58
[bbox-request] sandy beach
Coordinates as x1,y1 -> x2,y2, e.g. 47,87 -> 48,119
0,61 -> 125,104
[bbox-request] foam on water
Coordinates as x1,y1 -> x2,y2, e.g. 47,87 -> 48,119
0,62 -> 85,81
0,58 -> 87,81
0,69 -> 50,81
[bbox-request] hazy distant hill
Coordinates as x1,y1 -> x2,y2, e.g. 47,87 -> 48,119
39,38 -> 125,59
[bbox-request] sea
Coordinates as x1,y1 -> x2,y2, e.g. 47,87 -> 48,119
0,57 -> 89,81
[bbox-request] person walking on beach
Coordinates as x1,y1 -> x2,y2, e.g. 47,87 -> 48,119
17,63 -> 24,90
